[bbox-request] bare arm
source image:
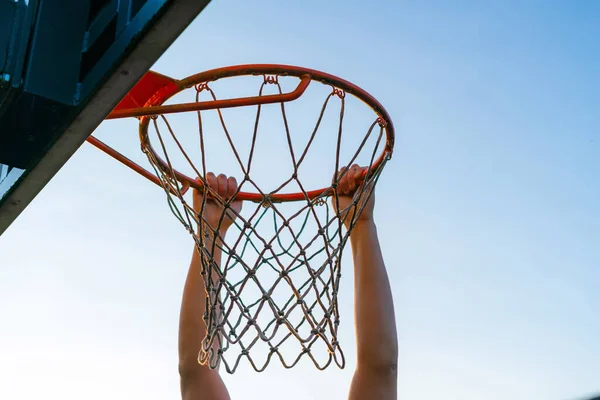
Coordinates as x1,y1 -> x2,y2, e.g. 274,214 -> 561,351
178,238 -> 230,400
348,220 -> 398,400
334,165 -> 398,400
178,173 -> 240,400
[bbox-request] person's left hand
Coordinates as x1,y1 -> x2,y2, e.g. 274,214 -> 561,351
193,172 -> 243,236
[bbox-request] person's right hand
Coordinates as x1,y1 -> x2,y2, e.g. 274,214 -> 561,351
332,164 -> 375,228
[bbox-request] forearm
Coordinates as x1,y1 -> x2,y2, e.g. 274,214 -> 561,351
178,234 -> 222,373
350,219 -> 398,369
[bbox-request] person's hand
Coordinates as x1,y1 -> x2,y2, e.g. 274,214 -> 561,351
332,164 -> 375,228
193,172 -> 243,236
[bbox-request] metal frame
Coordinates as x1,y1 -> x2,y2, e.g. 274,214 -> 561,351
0,0 -> 212,235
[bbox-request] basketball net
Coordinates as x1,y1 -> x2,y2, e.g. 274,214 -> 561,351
92,65 -> 393,373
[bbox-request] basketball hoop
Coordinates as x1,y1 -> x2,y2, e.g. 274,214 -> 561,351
88,64 -> 394,373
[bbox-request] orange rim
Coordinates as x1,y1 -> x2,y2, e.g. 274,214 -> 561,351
100,64 -> 394,203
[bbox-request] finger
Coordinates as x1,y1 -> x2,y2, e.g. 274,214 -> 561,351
206,172 -> 217,187
347,164 -> 360,192
192,177 -> 203,198
205,172 -> 217,195
226,176 -> 237,200
353,165 -> 368,192
337,167 -> 350,195
191,178 -> 201,213
353,165 -> 364,181
217,174 -> 228,198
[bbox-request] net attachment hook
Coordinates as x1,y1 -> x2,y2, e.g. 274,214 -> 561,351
332,87 -> 346,99
263,75 -> 279,84
195,82 -> 210,93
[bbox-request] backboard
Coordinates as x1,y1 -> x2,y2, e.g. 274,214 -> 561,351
0,0 -> 212,235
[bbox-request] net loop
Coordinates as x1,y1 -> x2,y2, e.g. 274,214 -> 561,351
263,75 -> 279,84
195,82 -> 210,92
332,87 -> 346,99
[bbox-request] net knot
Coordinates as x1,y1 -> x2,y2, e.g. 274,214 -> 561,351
261,195 -> 273,208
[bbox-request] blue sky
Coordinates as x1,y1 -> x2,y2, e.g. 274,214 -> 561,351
1,1 -> 599,399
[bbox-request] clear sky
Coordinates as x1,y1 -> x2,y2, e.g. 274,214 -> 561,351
1,1 -> 599,399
